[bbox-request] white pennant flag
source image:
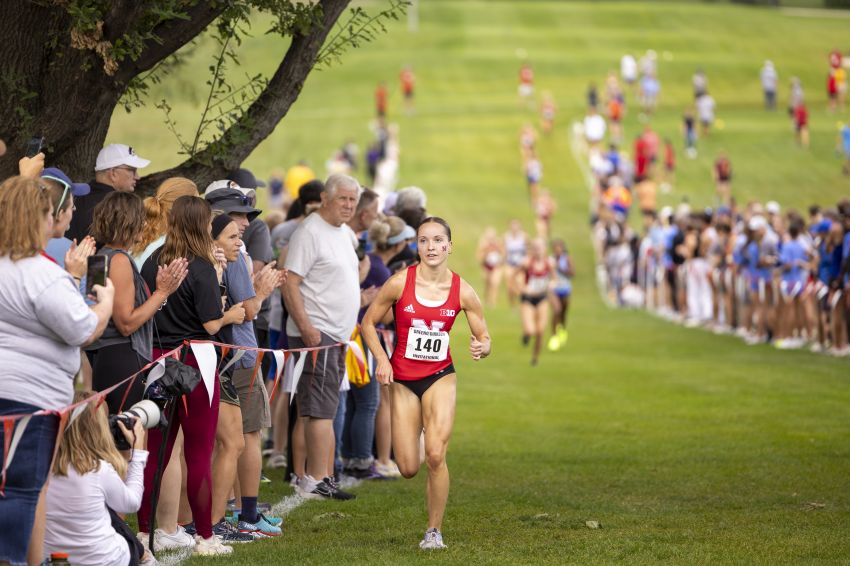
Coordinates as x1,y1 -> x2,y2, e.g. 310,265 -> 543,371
219,348 -> 246,375
68,403 -> 89,425
144,359 -> 166,393
271,350 -> 285,385
2,416 -> 31,479
289,352 -> 307,405
190,342 -> 219,407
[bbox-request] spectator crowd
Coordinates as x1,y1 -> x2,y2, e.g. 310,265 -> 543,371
582,51 -> 850,357
0,115 -> 436,564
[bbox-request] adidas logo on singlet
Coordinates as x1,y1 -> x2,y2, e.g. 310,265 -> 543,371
403,303 -> 416,314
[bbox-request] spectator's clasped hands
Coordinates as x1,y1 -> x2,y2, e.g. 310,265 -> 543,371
64,236 -> 96,280
225,302 -> 246,325
253,261 -> 286,300
155,258 -> 189,296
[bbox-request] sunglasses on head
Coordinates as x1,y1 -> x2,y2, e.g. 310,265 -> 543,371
208,192 -> 252,207
40,175 -> 71,217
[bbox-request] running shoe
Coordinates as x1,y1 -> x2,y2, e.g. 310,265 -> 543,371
262,438 -> 274,457
323,476 -> 357,500
238,514 -> 283,537
259,513 -> 283,527
181,522 -> 196,536
558,326 -> 568,345
419,528 -> 447,550
373,460 -> 402,478
260,473 -> 272,484
213,519 -> 255,544
193,535 -> 233,556
137,526 -> 196,552
547,335 -> 560,352
266,453 -> 287,469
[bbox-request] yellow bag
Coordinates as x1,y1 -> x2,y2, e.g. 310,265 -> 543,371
346,327 -> 370,387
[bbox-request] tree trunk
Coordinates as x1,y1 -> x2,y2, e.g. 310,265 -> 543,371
0,1 -> 226,181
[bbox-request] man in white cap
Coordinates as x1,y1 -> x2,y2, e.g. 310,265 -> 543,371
67,143 -> 150,242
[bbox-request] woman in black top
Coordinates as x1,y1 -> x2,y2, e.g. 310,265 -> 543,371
87,192 -> 187,413
137,196 -> 245,554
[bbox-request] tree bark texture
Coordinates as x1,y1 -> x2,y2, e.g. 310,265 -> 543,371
0,0 -> 350,191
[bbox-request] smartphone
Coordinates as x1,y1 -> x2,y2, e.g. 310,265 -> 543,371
25,136 -> 44,158
85,255 -> 108,296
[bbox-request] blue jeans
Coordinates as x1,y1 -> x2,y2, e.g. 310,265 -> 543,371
0,399 -> 59,566
333,391 -> 347,475
341,378 -> 380,462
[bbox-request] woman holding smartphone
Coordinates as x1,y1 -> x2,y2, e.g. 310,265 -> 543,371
0,176 -> 113,566
87,191 -> 188,414
139,196 -> 245,556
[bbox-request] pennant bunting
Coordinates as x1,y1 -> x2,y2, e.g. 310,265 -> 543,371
190,341 -> 219,407
289,352 -> 307,405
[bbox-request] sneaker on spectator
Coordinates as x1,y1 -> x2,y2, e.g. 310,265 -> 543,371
264,514 -> 283,527
419,528 -> 447,550
262,438 -> 274,457
324,476 -> 357,500
260,473 -> 272,484
266,453 -> 287,469
181,522 -> 196,537
294,475 -> 325,500
238,513 -> 283,537
374,460 -> 402,478
810,342 -> 824,353
194,535 -> 233,556
137,525 -> 196,552
213,518 -> 255,544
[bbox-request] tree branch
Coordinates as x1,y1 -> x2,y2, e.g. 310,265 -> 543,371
114,1 -> 227,84
138,0 -> 352,193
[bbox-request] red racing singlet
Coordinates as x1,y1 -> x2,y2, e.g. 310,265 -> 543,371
391,265 -> 462,381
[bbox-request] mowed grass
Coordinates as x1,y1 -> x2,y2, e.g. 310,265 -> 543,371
107,2 -> 850,563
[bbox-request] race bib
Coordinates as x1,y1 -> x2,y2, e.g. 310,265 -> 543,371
404,326 -> 450,362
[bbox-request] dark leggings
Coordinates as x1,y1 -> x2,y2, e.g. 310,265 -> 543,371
137,349 -> 220,539
88,342 -> 147,415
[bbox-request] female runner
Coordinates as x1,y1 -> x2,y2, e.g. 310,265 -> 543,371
361,217 -> 491,550
476,227 -> 504,307
517,238 -> 554,365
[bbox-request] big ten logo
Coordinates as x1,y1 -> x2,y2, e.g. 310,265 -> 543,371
411,319 -> 445,331
440,309 -> 456,317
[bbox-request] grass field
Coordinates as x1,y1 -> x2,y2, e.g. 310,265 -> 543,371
109,2 -> 850,563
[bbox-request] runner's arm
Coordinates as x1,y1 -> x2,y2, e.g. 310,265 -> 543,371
361,271 -> 405,383
460,279 -> 491,361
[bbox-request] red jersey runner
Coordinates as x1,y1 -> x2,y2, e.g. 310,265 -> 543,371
391,265 -> 462,380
